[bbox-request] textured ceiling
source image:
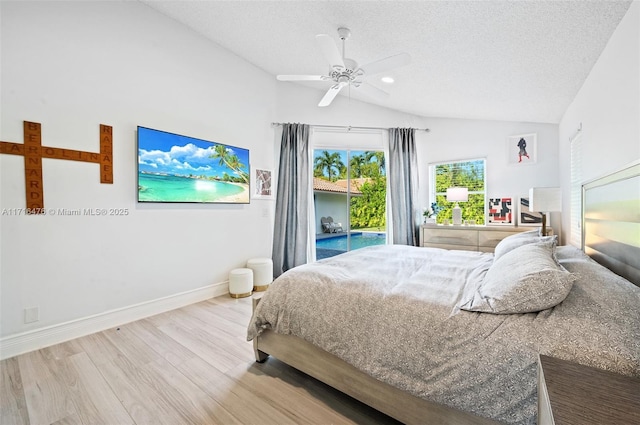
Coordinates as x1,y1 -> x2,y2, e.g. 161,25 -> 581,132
140,0 -> 632,123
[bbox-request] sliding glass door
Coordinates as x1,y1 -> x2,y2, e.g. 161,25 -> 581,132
313,148 -> 387,259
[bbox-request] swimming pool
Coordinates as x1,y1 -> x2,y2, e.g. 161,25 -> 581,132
316,232 -> 386,251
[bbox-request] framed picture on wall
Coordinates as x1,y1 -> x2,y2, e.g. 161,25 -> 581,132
488,197 -> 514,225
518,197 -> 546,227
507,133 -> 537,165
252,168 -> 274,200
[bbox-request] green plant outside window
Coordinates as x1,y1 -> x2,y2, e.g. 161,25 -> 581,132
430,159 -> 486,225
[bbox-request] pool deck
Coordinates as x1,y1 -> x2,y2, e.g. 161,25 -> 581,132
316,232 -> 350,240
316,230 -> 384,240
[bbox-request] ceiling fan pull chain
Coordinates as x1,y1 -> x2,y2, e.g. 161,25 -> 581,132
342,38 -> 345,61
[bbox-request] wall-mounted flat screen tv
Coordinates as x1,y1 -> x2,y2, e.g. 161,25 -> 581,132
137,126 -> 250,204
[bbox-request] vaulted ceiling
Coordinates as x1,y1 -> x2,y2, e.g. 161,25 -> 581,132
141,0 -> 632,124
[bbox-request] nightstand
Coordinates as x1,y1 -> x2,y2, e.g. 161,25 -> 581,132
537,354 -> 640,424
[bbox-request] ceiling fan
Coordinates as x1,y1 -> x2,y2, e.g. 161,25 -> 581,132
276,27 -> 411,107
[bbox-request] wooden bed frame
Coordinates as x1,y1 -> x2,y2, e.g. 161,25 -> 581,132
252,161 -> 640,424
252,299 -> 499,425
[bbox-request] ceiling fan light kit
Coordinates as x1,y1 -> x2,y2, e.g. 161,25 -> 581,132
277,27 -> 411,107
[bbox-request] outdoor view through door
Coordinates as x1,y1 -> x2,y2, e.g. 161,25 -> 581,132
313,149 -> 387,259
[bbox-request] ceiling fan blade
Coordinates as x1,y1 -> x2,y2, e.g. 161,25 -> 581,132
277,75 -> 328,81
316,34 -> 345,69
359,52 -> 411,76
356,81 -> 390,101
318,82 -> 347,107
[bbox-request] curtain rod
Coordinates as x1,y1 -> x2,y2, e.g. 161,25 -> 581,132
271,122 -> 430,133
569,122 -> 582,143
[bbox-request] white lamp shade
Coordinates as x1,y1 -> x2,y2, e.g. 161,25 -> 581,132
529,187 -> 562,212
446,187 -> 469,202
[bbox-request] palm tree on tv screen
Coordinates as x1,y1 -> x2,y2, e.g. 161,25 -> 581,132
211,144 -> 249,183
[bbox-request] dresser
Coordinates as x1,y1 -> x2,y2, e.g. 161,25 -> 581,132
419,225 -> 534,252
537,354 -> 640,425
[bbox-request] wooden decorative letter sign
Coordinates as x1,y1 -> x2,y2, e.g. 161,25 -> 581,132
0,121 -> 113,213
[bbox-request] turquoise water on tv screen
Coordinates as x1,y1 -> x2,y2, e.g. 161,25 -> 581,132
138,173 -> 246,202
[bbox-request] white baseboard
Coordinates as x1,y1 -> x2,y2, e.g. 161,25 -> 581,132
0,281 -> 229,360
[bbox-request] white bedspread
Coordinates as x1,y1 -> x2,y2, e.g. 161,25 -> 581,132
247,245 -> 640,424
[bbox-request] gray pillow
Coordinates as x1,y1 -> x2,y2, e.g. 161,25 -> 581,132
493,229 -> 555,261
461,239 -> 577,314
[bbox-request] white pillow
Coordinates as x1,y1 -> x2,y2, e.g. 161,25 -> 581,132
493,229 -> 555,261
461,239 -> 576,314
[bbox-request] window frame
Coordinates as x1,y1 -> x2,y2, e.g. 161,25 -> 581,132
428,157 -> 487,224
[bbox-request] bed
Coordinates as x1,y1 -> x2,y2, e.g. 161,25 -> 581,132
247,162 -> 640,425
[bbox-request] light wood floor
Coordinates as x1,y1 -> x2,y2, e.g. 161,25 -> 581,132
1,295 -> 400,425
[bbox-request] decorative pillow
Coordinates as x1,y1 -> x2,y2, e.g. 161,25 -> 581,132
493,229 -> 554,261
460,239 -> 577,314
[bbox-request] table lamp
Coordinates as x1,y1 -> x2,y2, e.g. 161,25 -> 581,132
447,187 -> 468,225
529,187 -> 562,236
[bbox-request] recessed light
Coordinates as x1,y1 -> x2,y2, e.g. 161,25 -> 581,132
381,76 -> 394,84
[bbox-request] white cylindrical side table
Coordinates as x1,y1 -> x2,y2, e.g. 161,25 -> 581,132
246,257 -> 273,292
229,268 -> 253,298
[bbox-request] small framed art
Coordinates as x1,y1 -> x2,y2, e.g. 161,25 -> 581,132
252,168 -> 274,200
507,133 -> 537,165
518,197 -> 545,226
488,197 -> 514,225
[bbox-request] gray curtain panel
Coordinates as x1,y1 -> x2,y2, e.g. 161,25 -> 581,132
388,127 -> 419,246
272,123 -> 310,277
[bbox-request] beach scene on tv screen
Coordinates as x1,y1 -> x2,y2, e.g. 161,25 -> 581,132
137,127 -> 250,203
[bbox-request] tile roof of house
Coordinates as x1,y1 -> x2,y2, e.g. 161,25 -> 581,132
333,177 -> 369,192
313,177 -> 363,195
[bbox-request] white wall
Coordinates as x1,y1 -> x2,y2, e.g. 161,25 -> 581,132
314,193 -> 349,234
414,117 -> 560,230
0,1 -> 276,345
558,1 -> 640,244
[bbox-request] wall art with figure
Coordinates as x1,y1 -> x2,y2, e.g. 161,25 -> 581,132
507,133 -> 537,164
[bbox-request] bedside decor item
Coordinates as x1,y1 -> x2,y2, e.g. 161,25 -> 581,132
422,202 -> 441,224
488,197 -> 514,225
0,121 -> 113,213
529,187 -> 562,236
507,133 -> 537,164
518,197 -> 544,226
137,126 -> 250,204
446,187 -> 468,225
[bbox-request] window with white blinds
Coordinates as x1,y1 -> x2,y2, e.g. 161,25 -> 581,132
570,131 -> 583,248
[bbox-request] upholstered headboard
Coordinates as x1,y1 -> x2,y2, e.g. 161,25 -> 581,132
582,161 -> 640,287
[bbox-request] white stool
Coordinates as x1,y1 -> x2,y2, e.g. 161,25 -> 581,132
246,257 -> 273,292
229,268 -> 253,298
